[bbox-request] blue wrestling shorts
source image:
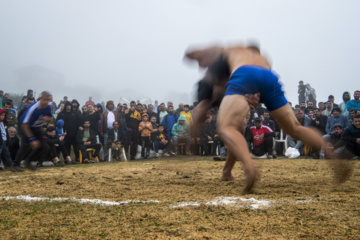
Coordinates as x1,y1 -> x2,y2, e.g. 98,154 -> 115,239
225,65 -> 288,111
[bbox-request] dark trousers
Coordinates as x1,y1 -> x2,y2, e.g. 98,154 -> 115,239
201,136 -> 220,155
14,129 -> 48,165
153,140 -> 172,153
48,141 -> 69,159
79,143 -> 101,159
141,136 -> 151,158
126,130 -> 139,159
64,137 -> 79,160
0,143 -> 14,167
252,137 -> 273,156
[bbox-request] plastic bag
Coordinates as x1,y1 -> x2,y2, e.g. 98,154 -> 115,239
285,147 -> 300,159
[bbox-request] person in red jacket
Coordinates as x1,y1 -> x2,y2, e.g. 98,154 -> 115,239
250,117 -> 276,158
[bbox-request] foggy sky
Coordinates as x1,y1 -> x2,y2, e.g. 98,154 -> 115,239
1,0 -> 359,107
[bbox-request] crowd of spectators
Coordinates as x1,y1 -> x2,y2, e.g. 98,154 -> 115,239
0,88 -> 360,172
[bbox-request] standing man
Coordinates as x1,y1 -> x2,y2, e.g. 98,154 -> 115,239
15,91 -> 53,169
100,100 -> 120,160
346,90 -> 360,112
185,43 -> 350,193
124,101 -> 141,160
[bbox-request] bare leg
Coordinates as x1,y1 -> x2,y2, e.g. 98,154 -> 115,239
221,149 -> 236,181
217,95 -> 258,193
271,104 -> 352,182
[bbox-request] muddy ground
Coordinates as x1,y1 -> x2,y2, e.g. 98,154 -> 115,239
0,156 -> 359,239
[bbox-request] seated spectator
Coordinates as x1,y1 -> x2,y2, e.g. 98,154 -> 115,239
180,104 -> 193,125
304,101 -> 314,114
341,114 -> 360,159
250,117 -> 276,158
349,109 -> 356,124
325,107 -> 349,135
77,120 -> 101,163
138,114 -> 152,159
3,101 -> 17,128
310,108 -> 327,135
326,124 -> 346,158
346,90 -> 360,112
322,100 -> 333,117
45,126 -> 72,164
287,109 -> 311,154
262,110 -> 275,131
171,115 -> 192,155
107,121 -> 125,160
299,101 -> 306,111
152,125 -> 173,157
0,109 -> 23,172
7,126 -> 20,161
201,115 -> 219,156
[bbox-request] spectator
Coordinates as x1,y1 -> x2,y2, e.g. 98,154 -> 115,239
55,103 -> 65,115
85,97 -> 95,106
341,114 -> 360,159
153,100 -> 159,114
305,84 -> 317,106
100,100 -> 120,160
157,103 -> 168,124
287,109 -> 311,154
346,90 -> 360,112
298,80 -> 306,104
318,101 -> 325,111
153,125 -> 173,157
45,126 -> 72,165
77,120 -> 101,163
250,117 -> 276,158
349,109 -> 356,124
7,126 -> 20,161
17,96 -> 27,112
124,101 -> 141,160
201,115 -> 219,156
328,95 -> 338,108
147,104 -> 158,123
310,108 -> 327,135
175,103 -> 184,116
180,104 -> 193,126
325,107 -> 349,134
161,105 -> 178,139
138,113 -> 152,159
136,103 -> 143,114
0,109 -> 23,172
322,100 -> 333,117
299,101 -> 306,111
327,124 -> 346,158
56,101 -> 81,162
339,91 -> 351,116
49,96 -> 57,115
304,101 -> 314,114
116,103 -> 127,138
15,91 -> 52,169
3,101 -> 17,128
71,99 -> 81,117
27,89 -> 34,98
171,115 -> 192,155
107,121 -> 125,161
167,101 -> 173,110
58,96 -> 68,107
262,110 -> 275,131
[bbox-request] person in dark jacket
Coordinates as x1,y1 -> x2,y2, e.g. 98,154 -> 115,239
45,126 -> 72,164
124,101 -> 141,160
107,121 -> 126,160
341,114 -> 360,159
7,126 -> 20,161
201,114 -> 219,156
153,125 -> 173,157
77,120 -> 101,163
56,101 -> 80,161
310,108 -> 327,135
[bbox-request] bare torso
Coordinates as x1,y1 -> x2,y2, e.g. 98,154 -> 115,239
225,47 -> 271,74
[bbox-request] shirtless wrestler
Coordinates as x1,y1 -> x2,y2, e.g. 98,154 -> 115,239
185,43 -> 351,194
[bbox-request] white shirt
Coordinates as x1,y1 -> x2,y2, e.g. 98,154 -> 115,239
107,111 -> 115,129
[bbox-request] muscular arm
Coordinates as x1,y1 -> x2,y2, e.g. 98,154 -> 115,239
185,46 -> 225,68
21,123 -> 34,139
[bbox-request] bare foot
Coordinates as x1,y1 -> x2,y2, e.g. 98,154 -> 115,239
241,168 -> 258,194
221,175 -> 236,181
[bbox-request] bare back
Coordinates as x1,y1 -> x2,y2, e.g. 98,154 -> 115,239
225,47 -> 271,74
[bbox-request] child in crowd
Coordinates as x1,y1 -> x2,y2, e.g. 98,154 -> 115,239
138,113 -> 152,158
0,109 -> 23,172
153,125 -> 173,157
180,104 -> 193,125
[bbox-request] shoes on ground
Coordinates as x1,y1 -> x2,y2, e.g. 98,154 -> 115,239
164,153 -> 171,157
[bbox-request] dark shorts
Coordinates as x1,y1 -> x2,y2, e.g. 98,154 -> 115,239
225,65 -> 288,111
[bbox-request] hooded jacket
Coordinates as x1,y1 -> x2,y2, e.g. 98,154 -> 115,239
56,102 -> 80,138
171,115 -> 191,139
339,91 -> 351,116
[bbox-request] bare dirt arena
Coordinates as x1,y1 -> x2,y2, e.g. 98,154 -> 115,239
1,156 -> 359,239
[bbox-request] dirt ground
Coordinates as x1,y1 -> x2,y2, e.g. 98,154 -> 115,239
0,156 -> 359,239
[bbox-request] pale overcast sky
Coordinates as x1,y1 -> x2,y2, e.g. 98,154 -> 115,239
0,0 -> 359,106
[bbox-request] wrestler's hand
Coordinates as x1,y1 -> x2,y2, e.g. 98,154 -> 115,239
245,93 -> 260,110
